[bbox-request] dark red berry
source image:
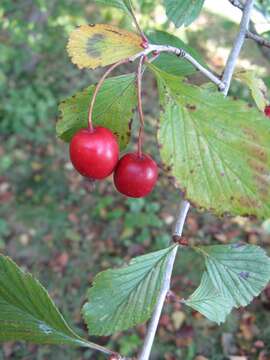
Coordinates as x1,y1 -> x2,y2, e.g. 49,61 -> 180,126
113,152 -> 158,198
69,127 -> 119,180
264,105 -> 270,117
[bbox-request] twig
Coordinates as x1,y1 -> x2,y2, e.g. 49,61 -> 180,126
221,0 -> 255,95
173,201 -> 191,240
228,0 -> 244,10
228,0 -> 270,49
246,30 -> 270,48
138,200 -> 190,360
130,44 -> 225,90
87,42 -> 225,133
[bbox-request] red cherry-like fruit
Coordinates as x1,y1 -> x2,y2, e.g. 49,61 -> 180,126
113,152 -> 158,198
69,126 -> 119,180
264,105 -> 270,117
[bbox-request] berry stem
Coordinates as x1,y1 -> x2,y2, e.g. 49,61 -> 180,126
136,55 -> 145,158
88,59 -> 128,132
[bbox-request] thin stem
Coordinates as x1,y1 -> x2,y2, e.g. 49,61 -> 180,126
138,200 -> 190,360
88,59 -> 128,132
130,44 -> 225,90
137,56 -> 145,158
126,0 -> 148,42
221,0 -> 254,95
246,30 -> 270,48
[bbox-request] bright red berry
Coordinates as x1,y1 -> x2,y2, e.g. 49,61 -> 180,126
69,127 -> 119,180
264,105 -> 270,117
113,152 -> 158,198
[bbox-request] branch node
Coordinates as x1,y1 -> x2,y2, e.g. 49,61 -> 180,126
140,40 -> 149,49
173,235 -> 189,246
177,49 -> 186,58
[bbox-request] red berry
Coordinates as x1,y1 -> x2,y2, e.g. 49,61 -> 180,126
113,152 -> 158,198
69,127 -> 119,180
264,105 -> 270,117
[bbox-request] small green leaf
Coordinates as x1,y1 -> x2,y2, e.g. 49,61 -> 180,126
235,70 -> 269,111
185,272 -> 233,324
151,65 -> 270,219
147,30 -> 207,77
57,74 -> 136,149
164,0 -> 205,27
82,245 -> 177,335
0,255 -> 96,350
196,244 -> 270,307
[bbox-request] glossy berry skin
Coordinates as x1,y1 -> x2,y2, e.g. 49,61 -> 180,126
114,152 -> 158,198
69,127 -> 119,180
264,105 -> 270,117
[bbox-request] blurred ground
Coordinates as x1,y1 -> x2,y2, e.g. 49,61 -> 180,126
1,1 -> 270,359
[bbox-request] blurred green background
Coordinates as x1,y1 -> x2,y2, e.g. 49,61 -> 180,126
1,0 -> 270,359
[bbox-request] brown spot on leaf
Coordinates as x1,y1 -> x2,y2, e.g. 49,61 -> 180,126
238,196 -> 260,209
246,143 -> 267,164
254,174 -> 269,197
248,158 -> 267,174
105,28 -> 123,36
243,127 -> 259,142
186,104 -> 196,111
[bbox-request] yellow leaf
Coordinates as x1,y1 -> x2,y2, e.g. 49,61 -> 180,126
67,24 -> 143,69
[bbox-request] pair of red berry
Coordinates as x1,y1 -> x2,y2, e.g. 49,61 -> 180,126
69,126 -> 158,198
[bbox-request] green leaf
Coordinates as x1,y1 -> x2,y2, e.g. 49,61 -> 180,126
82,245 -> 177,335
151,65 -> 270,219
57,74 -> 136,149
185,272 -> 233,324
196,244 -> 270,307
164,0 -> 205,27
147,30 -> 207,77
235,70 -> 269,111
0,255 -> 96,349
